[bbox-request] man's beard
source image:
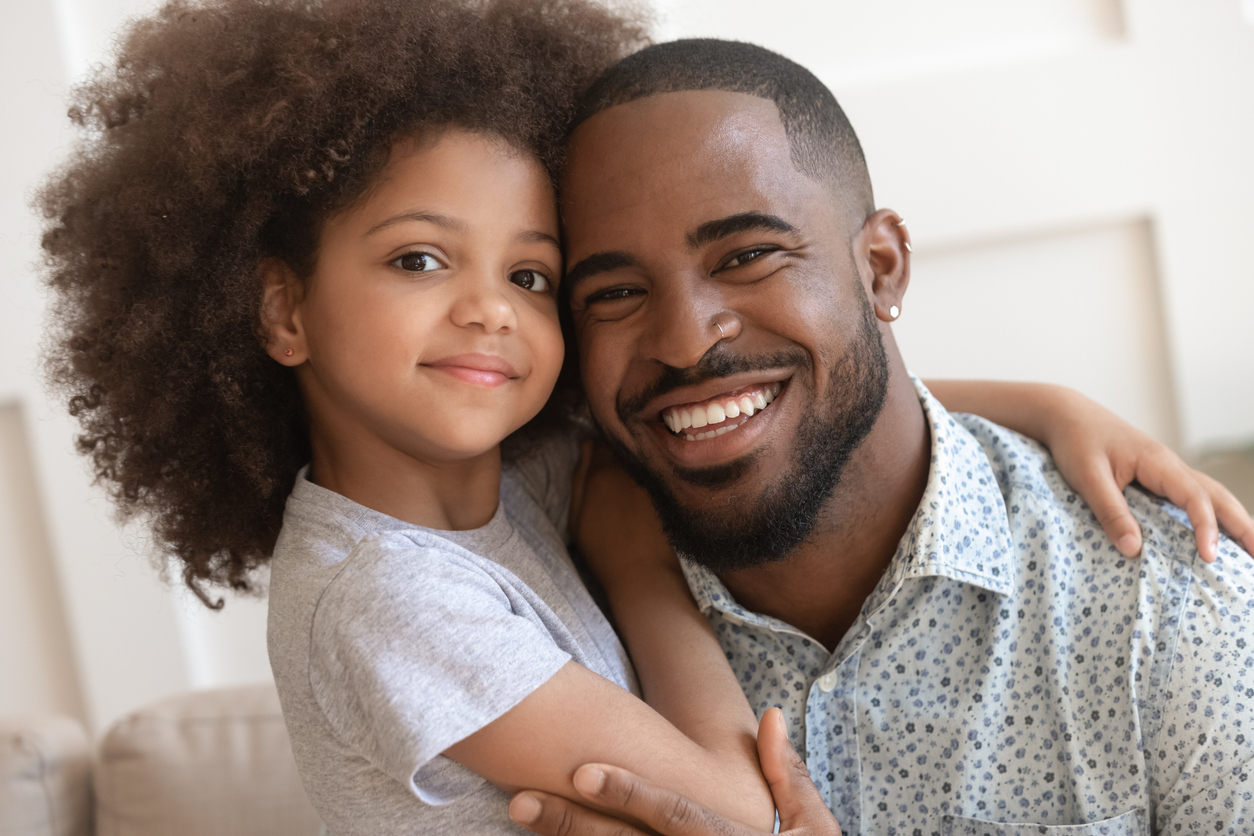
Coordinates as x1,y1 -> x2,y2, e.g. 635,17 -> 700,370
600,291 -> 890,574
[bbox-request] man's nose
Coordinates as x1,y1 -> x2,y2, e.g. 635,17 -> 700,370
449,271 -> 517,334
640,275 -> 726,369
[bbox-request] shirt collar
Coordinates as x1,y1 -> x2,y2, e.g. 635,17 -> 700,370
683,376 -> 1016,622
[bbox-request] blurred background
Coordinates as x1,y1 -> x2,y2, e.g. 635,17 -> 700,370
2,0 -> 1252,735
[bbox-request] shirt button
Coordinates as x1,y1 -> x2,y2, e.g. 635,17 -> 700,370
818,673 -> 838,692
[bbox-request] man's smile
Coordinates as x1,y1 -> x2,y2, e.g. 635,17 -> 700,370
661,381 -> 782,440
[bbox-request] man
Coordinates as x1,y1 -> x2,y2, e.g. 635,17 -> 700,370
515,40 -> 1254,835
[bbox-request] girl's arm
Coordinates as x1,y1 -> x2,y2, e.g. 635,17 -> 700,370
924,379 -> 1254,562
442,444 -> 773,831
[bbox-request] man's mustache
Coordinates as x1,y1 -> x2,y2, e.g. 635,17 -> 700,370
617,346 -> 811,422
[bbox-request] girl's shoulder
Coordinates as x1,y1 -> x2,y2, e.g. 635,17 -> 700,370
503,427 -> 587,535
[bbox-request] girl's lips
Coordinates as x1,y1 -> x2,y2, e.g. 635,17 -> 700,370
423,353 -> 518,388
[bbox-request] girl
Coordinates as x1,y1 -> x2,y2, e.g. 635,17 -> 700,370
37,0 -> 1251,833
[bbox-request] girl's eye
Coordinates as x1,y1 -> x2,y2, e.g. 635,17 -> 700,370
722,247 -> 775,269
510,270 -> 550,293
393,252 -> 443,272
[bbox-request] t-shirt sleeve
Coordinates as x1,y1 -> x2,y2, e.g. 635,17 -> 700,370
307,532 -> 572,802
506,430 -> 582,537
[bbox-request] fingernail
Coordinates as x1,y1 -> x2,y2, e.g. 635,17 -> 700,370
509,793 -> 542,824
573,766 -> 606,796
1117,534 -> 1140,557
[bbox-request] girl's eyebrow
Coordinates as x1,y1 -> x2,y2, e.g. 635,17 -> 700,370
364,211 -> 558,250
364,210 -> 467,238
520,229 -> 561,249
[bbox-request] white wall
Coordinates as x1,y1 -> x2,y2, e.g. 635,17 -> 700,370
1,0 -> 1251,733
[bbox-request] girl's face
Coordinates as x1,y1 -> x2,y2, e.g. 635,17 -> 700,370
271,129 -> 564,466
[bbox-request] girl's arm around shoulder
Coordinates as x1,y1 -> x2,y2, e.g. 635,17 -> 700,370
445,446 -> 775,831
925,379 -> 1254,562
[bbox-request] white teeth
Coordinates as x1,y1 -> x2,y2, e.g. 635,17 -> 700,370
681,424 -> 741,442
663,382 -> 786,437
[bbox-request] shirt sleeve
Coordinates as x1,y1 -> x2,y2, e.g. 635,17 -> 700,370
307,532 -> 572,802
1148,535 -> 1254,833
505,429 -> 582,537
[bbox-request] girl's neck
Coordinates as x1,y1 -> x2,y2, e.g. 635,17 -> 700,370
308,432 -> 503,532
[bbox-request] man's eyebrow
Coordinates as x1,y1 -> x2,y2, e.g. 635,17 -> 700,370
563,251 -> 637,295
364,211 -> 467,238
687,212 -> 798,249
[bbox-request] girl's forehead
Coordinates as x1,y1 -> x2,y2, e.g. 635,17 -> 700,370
333,128 -> 558,238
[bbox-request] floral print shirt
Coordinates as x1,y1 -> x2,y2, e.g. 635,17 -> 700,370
683,381 -> 1254,836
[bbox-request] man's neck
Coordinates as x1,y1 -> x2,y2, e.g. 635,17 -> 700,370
717,368 -> 931,653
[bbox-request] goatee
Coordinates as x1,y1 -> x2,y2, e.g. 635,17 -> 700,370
601,291 -> 890,573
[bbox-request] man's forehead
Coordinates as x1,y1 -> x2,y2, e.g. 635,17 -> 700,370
566,90 -> 787,169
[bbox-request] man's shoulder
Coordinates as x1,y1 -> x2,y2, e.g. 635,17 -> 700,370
951,410 -> 1254,593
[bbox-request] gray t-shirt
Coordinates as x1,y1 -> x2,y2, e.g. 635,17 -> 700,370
268,437 -> 639,835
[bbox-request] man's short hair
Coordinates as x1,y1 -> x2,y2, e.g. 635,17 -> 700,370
572,38 -> 875,216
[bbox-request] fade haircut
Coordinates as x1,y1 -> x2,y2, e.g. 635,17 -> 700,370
572,38 -> 874,217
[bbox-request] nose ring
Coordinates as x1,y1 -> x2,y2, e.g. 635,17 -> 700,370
715,321 -> 726,339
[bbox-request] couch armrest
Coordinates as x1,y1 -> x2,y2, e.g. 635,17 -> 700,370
0,714 -> 93,836
95,683 -> 321,836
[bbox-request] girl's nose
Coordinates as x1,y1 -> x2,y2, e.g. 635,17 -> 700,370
449,273 -> 517,334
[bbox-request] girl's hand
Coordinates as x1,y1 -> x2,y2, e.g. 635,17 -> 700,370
1044,391 -> 1254,563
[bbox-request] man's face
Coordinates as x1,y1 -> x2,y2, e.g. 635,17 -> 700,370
561,91 -> 890,570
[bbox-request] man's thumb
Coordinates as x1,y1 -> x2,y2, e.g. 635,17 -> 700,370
757,708 -> 839,833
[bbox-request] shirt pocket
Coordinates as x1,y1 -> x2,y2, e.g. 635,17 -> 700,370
942,808 -> 1147,836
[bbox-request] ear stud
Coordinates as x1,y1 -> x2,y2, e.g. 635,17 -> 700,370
889,305 -> 900,320
285,348 -> 293,356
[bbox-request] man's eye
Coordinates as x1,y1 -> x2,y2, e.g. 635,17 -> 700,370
393,252 -> 443,272
584,286 -> 642,304
722,248 -> 775,269
510,270 -> 550,292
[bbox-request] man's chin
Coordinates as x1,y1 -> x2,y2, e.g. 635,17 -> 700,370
601,433 -> 808,572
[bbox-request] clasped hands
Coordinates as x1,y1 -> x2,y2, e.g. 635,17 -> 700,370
509,707 -> 842,836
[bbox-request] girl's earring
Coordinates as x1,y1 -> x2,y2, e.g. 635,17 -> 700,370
285,348 -> 294,356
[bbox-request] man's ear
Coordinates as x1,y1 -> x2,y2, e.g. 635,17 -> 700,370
860,209 -> 911,323
259,258 -> 308,365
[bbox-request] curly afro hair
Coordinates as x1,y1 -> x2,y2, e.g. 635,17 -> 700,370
37,0 -> 647,607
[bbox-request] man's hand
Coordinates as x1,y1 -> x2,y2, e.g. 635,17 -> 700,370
508,708 -> 841,836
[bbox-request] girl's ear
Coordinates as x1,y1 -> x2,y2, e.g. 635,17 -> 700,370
260,258 -> 308,365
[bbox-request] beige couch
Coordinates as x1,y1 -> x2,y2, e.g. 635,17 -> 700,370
0,684 -> 323,836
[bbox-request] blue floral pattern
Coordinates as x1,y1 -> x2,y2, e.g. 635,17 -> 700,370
682,381 -> 1254,835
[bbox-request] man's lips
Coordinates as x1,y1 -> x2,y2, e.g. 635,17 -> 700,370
423,353 -> 519,388
632,368 -> 794,418
661,381 -> 782,439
